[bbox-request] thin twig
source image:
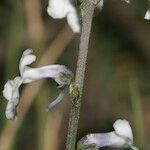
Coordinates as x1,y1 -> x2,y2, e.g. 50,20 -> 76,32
66,1 -> 100,150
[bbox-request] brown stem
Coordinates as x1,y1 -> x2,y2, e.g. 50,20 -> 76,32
23,0 -> 45,49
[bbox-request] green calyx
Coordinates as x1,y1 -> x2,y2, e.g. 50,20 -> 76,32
69,82 -> 80,100
59,72 -> 73,87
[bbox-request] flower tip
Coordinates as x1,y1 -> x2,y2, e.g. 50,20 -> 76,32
113,119 -> 133,140
68,19 -> 80,33
19,49 -> 36,76
46,3 -> 64,19
47,7 -> 53,18
131,146 -> 139,150
3,81 -> 12,101
123,0 -> 130,4
6,111 -> 17,121
22,49 -> 33,56
73,26 -> 81,33
144,10 -> 150,20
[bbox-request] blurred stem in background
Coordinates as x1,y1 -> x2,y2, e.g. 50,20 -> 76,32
0,25 -> 74,150
23,0 -> 46,54
23,0 -> 46,149
129,78 -> 145,149
5,0 -> 24,80
36,85 -> 50,150
108,1 -> 150,61
43,89 -> 68,150
43,112 -> 63,150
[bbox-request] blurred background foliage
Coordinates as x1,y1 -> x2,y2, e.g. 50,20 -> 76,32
0,0 -> 150,150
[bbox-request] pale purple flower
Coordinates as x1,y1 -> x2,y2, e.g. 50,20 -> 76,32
78,119 -> 138,150
3,49 -> 73,120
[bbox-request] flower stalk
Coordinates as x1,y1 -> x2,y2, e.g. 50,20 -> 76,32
66,0 -> 100,150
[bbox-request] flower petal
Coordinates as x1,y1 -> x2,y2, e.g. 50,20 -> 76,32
47,0 -> 80,33
144,9 -> 150,20
122,0 -> 130,4
45,89 -> 66,112
22,65 -> 73,87
3,77 -> 23,120
131,146 -> 139,150
113,119 -> 133,141
47,0 -> 66,19
19,49 -> 36,76
66,5 -> 80,33
5,101 -> 17,120
3,80 -> 13,101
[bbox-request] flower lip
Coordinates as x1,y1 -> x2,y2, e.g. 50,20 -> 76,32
19,49 -> 36,76
113,119 -> 133,142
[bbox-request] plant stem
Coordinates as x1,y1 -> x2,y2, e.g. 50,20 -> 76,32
129,78 -> 145,149
66,0 -> 100,150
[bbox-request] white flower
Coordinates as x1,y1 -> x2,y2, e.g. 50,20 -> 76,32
47,0 -> 80,33
47,0 -> 130,33
3,49 -> 73,120
144,9 -> 150,20
78,119 -> 138,150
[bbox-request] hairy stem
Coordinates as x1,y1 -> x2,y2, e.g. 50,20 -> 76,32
66,0 -> 100,150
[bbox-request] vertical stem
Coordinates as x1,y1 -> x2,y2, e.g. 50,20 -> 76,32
66,0 -> 100,149
129,79 -> 145,149
23,1 -> 46,149
5,0 -> 24,80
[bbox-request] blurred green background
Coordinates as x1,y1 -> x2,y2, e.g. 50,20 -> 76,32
0,0 -> 150,150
